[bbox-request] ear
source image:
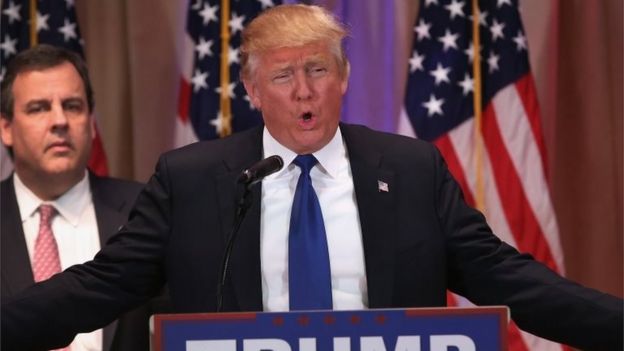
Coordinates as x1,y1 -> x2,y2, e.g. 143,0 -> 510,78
340,77 -> 348,95
340,62 -> 350,94
242,78 -> 262,110
0,116 -> 13,147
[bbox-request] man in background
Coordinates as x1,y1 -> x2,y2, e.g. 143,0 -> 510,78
0,44 -> 156,351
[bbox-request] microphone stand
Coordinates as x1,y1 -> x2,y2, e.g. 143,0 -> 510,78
216,182 -> 254,312
215,155 -> 283,312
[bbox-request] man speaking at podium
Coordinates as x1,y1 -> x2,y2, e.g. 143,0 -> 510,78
2,4 -> 622,351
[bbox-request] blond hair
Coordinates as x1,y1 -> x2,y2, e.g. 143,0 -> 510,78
240,4 -> 349,81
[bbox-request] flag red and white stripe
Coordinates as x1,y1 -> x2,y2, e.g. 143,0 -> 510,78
400,1 -> 565,350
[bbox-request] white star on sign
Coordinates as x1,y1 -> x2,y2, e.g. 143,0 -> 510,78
229,12 -> 246,35
425,0 -> 439,7
470,10 -> 488,27
487,51 -> 500,73
36,11 -> 50,32
215,82 -> 236,99
464,42 -> 481,63
195,37 -> 214,59
445,0 -> 465,20
430,63 -> 451,86
191,69 -> 209,92
228,46 -> 240,65
1,35 -> 18,58
409,50 -> 425,72
58,18 -> 77,42
199,3 -> 219,25
438,29 -> 459,51
422,94 -> 444,117
490,19 -> 505,42
458,73 -> 474,95
244,94 -> 256,110
2,1 -> 21,24
497,0 -> 512,8
414,19 -> 431,41
513,30 -> 527,51
257,0 -> 275,10
210,110 -> 225,135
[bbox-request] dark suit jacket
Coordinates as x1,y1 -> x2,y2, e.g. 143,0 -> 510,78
2,124 -> 622,350
0,172 -> 155,351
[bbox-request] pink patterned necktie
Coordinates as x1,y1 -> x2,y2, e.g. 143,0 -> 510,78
33,205 -> 71,351
33,204 -> 62,282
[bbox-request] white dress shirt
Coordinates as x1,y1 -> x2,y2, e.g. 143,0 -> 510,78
260,127 -> 368,311
14,171 -> 103,351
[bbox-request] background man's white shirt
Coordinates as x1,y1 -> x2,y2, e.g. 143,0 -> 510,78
14,171 -> 103,351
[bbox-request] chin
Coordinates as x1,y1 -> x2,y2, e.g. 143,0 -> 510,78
43,162 -> 81,177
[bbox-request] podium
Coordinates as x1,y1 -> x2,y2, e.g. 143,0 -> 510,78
151,306 -> 508,351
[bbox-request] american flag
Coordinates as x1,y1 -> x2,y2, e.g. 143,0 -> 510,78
175,0 -> 281,147
399,0 -> 566,350
0,0 -> 108,178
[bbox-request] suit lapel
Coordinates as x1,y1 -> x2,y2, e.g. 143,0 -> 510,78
212,124 -> 397,310
90,173 -> 128,246
90,174 -> 126,351
215,127 -> 264,311
0,176 -> 36,295
341,125 -> 397,308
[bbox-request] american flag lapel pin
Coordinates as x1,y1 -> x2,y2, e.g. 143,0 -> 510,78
377,180 -> 389,193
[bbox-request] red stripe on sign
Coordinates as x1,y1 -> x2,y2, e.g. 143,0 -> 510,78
177,77 -> 191,123
88,124 -> 109,176
434,135 -> 476,207
508,321 -> 530,351
515,74 -> 549,181
481,103 -> 559,273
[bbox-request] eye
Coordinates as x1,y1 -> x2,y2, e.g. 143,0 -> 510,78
307,66 -> 327,77
63,99 -> 86,113
27,106 -> 45,114
272,71 -> 292,84
25,101 -> 50,114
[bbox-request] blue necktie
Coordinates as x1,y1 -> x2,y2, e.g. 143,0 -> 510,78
288,154 -> 333,310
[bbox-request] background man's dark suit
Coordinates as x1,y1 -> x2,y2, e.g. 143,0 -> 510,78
2,124 -> 622,350
1,172 -> 157,351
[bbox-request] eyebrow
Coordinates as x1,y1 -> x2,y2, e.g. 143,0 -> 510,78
270,64 -> 293,74
270,53 -> 330,70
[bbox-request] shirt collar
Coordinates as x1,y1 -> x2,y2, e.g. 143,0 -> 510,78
262,126 -> 346,179
13,171 -> 91,226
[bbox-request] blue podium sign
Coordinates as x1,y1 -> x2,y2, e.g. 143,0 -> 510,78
151,307 -> 508,351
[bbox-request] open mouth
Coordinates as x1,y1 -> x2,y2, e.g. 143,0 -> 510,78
298,112 -> 316,129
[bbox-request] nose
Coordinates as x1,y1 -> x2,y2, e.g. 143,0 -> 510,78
294,71 -> 313,101
49,104 -> 69,130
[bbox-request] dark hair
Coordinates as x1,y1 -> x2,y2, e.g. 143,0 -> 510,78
0,44 -> 94,120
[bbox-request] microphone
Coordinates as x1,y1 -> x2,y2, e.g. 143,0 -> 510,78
217,155 -> 284,312
237,155 -> 284,186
